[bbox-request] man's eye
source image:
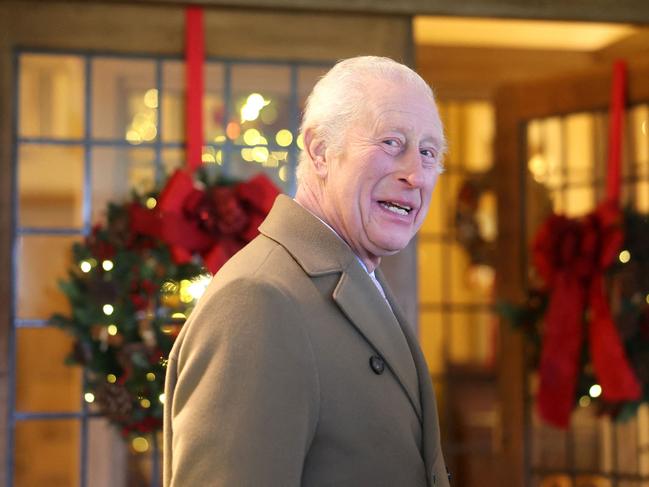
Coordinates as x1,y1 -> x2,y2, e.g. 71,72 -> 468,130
420,149 -> 436,159
383,139 -> 399,147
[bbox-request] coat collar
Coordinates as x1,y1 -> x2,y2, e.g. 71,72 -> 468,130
259,195 -> 422,421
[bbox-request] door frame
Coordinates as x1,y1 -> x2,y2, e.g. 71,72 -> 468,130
494,57 -> 649,487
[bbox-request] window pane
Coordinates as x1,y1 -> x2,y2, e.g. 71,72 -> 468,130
449,243 -> 493,305
228,147 -> 290,191
87,418 -> 128,487
565,113 -> 596,185
419,311 -> 445,375
448,311 -> 494,367
564,186 -> 595,217
462,101 -> 495,172
531,409 -> 569,470
18,144 -> 85,228
297,65 -> 329,115
91,147 -> 156,222
15,419 -> 80,487
161,61 -> 226,143
16,327 -> 81,412
17,235 -> 79,319
418,241 -> 443,304
19,54 -> 85,139
420,173 -> 447,236
92,58 -> 157,141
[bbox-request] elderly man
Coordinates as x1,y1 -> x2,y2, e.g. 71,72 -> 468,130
163,56 -> 449,487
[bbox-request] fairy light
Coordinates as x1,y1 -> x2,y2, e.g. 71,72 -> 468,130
145,197 -> 157,209
107,374 -> 117,384
275,129 -> 293,147
146,372 -> 156,382
103,304 -> 114,316
79,260 -> 92,273
140,398 -> 151,409
84,392 -> 95,403
619,250 -> 631,263
159,393 -> 166,404
107,324 -> 118,336
132,436 -> 149,453
102,260 -> 114,271
589,384 -> 602,398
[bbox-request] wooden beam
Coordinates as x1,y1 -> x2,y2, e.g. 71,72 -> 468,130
417,45 -> 599,100
26,0 -> 649,23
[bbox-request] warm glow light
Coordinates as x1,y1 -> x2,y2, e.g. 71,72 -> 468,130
642,120 -> 647,135
214,135 -> 226,143
107,324 -> 118,336
646,294 -> 649,305
260,104 -> 278,124
126,129 -> 142,145
186,274 -> 211,301
144,88 -> 159,109
243,128 -> 261,146
140,398 -> 151,409
276,129 -> 293,147
132,436 -> 149,453
589,384 -> 602,398
145,197 -> 157,209
141,123 -> 157,142
579,395 -> 591,408
171,312 -> 186,319
102,260 -> 114,271
202,152 -> 216,164
528,154 -> 547,182
252,146 -> 269,163
226,121 -> 241,140
159,393 -> 166,404
272,151 -> 288,161
241,148 -> 254,162
296,133 -> 304,150
103,304 -> 114,316
84,392 -> 95,403
107,374 -> 117,383
279,165 -> 289,182
215,150 -> 223,164
619,250 -> 631,263
80,260 -> 92,273
146,372 -> 156,382
241,93 -> 270,123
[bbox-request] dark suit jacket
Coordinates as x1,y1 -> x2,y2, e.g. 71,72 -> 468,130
163,195 -> 449,486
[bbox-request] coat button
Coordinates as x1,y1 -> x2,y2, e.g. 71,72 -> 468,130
369,355 -> 385,374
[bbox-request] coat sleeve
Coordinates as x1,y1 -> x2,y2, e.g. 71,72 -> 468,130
164,277 -> 320,487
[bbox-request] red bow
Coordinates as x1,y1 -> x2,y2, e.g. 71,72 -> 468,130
532,200 -> 641,428
129,170 -> 279,274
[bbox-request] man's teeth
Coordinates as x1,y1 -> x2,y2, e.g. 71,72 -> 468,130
379,201 -> 411,216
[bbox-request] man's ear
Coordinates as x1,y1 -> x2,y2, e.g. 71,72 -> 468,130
304,127 -> 328,178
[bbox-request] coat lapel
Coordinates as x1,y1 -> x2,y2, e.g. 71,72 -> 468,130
259,195 -> 422,422
381,279 -> 448,487
332,263 -> 422,421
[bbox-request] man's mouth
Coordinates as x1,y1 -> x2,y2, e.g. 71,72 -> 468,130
378,200 -> 412,216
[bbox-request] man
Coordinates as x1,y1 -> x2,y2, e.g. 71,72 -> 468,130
163,56 -> 449,487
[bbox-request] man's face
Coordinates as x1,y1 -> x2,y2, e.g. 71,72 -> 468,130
320,80 -> 443,264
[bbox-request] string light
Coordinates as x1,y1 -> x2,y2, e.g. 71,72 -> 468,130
145,197 -> 157,209
243,128 -> 261,146
144,88 -> 159,109
107,324 -> 118,336
79,260 -> 92,273
102,260 -> 114,271
279,165 -> 289,182
579,395 -> 591,408
107,374 -> 117,384
103,304 -> 114,316
240,93 -> 270,123
84,392 -> 95,403
146,372 -> 156,382
132,436 -> 149,453
589,384 -> 602,398
619,250 -> 631,263
296,133 -> 305,150
140,398 -> 151,409
159,393 -> 166,404
275,129 -> 293,147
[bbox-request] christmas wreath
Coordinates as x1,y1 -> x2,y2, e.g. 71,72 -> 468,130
49,169 -> 280,438
497,61 -> 649,428
498,207 -> 649,425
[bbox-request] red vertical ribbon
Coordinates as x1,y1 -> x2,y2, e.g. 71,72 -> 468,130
606,60 -> 626,205
185,6 -> 204,172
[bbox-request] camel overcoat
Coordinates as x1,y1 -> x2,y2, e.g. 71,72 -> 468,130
163,195 -> 449,487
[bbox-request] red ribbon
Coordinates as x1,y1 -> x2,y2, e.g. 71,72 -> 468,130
129,170 -> 280,274
185,6 -> 204,172
533,61 -> 641,428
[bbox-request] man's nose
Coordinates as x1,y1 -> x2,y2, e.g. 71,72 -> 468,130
398,148 -> 426,187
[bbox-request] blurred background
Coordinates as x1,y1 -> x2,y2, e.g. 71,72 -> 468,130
1,1 -> 649,486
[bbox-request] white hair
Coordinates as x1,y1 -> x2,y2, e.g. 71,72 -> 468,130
296,56 -> 442,185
